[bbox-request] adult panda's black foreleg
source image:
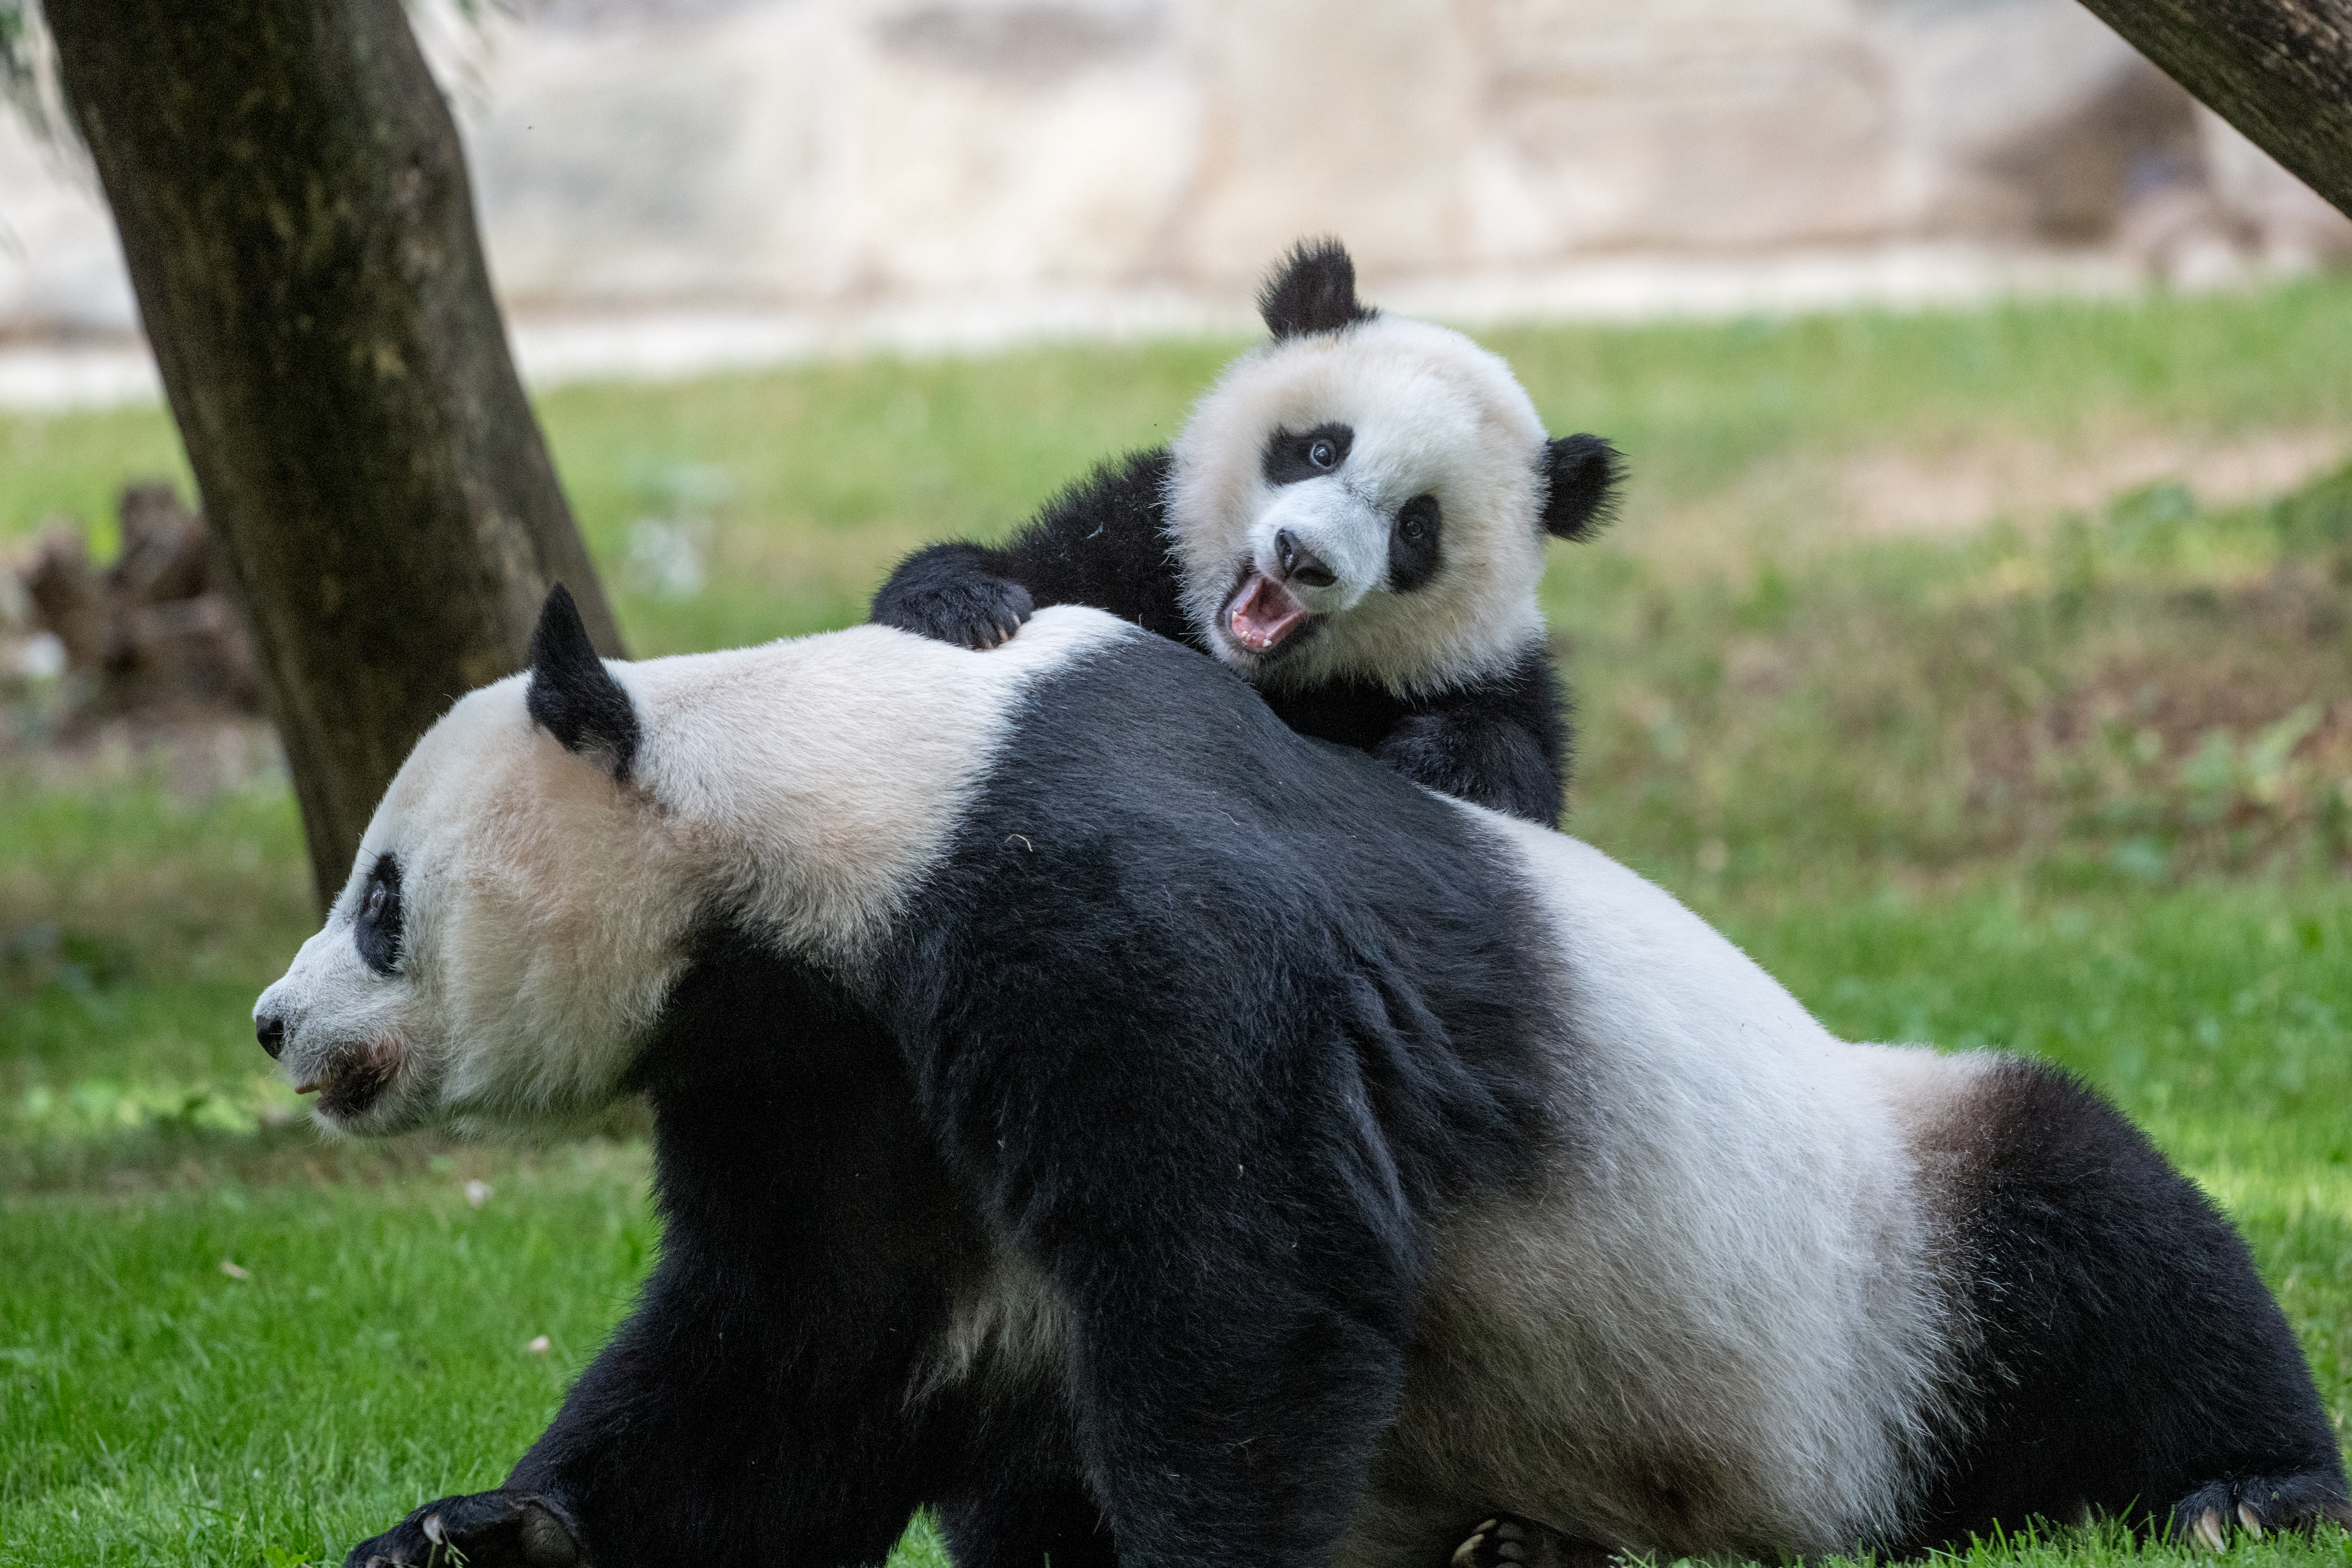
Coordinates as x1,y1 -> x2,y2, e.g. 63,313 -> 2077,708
936,1472 -> 1117,1568
1904,1058 -> 2350,1552
337,935 -> 1009,1568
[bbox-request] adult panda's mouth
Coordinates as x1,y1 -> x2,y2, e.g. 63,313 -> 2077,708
295,1036 -> 401,1121
1223,568 -> 1316,655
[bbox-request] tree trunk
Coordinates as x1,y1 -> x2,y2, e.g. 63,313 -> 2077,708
2074,0 -> 2352,219
43,0 -> 625,909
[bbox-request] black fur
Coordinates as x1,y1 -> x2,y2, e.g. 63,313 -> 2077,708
1388,494 -> 1443,594
353,852 -> 403,977
340,633 -> 1555,1568
1262,423 -> 1355,486
1539,434 -> 1621,542
527,585 -> 640,781
1897,1059 -> 2351,1549
1257,237 -> 1378,339
1262,644 -> 1569,826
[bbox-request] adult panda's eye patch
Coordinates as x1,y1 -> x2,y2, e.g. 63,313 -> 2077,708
1262,423 -> 1354,486
355,852 -> 405,976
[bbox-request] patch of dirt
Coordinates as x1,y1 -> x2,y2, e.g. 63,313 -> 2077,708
1841,426 -> 2349,536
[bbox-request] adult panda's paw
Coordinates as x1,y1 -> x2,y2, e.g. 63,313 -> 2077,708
343,1489 -> 585,1568
2170,1474 -> 2352,1551
1448,1514 -> 1608,1568
872,551 -> 1036,650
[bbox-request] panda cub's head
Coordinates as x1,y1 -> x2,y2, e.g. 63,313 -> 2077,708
1168,240 -> 1619,697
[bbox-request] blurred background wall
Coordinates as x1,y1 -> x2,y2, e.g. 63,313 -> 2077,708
3,0 -> 2348,363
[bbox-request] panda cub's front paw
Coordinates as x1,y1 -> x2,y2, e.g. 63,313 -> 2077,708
873,568 -> 1036,651
343,1489 -> 583,1568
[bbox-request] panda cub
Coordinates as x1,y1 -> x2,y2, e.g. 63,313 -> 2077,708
871,239 -> 1618,825
271,591 -> 2349,1568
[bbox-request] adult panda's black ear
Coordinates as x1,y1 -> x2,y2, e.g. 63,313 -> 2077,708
1258,237 -> 1379,340
1540,434 -> 1624,542
527,584 -> 640,782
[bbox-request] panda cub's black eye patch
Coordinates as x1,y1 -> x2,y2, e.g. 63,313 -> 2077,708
1262,424 -> 1354,486
1388,494 -> 1443,592
354,852 -> 404,976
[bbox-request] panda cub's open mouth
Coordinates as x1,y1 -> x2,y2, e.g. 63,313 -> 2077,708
1223,565 -> 1320,657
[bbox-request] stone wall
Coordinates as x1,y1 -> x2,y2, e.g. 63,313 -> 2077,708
2,0 -> 2343,342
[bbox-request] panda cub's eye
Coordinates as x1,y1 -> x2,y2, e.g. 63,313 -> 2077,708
353,852 -> 404,977
1262,424 -> 1353,486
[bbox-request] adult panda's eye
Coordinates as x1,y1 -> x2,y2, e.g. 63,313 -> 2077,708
354,852 -> 404,976
1309,438 -> 1337,468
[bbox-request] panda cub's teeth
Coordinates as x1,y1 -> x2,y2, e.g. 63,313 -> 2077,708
1226,572 -> 1311,653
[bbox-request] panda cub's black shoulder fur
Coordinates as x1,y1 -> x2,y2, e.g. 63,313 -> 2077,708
870,238 -> 1619,826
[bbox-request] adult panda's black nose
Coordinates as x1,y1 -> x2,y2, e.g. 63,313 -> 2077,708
1275,530 -> 1337,588
256,1014 -> 286,1060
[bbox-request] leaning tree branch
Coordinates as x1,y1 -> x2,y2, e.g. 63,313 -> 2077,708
43,0 -> 626,908
2074,0 -> 2352,218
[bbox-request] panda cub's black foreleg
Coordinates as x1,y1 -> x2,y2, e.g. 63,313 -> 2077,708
1368,652 -> 1570,825
871,452 -> 1192,653
872,542 -> 1037,651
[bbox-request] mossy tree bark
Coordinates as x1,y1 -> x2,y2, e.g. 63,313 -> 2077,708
2075,0 -> 2352,218
43,0 -> 625,909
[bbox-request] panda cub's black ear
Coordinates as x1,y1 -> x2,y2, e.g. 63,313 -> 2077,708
527,584 -> 640,782
1540,434 -> 1624,542
1258,237 -> 1379,340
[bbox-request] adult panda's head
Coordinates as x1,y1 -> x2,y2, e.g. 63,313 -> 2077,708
251,589 -> 1125,1140
1168,239 -> 1620,696
249,588 -> 697,1138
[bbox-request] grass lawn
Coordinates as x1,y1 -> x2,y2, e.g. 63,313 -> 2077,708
3,275 -> 2352,1566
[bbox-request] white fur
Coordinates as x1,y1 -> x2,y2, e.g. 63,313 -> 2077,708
254,609 -> 1137,1138
1344,811 -> 1996,1561
1166,315 -> 1552,697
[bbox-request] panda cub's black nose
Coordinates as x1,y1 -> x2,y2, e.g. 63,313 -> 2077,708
1275,530 -> 1337,588
256,1014 -> 286,1060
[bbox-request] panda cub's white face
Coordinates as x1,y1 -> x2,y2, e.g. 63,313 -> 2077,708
1167,315 -> 1553,698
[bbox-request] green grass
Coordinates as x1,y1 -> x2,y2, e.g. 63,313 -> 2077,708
4,275 -> 2352,1565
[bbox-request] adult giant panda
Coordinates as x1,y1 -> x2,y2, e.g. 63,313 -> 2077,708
263,591 -> 2348,1568
870,239 -> 1619,826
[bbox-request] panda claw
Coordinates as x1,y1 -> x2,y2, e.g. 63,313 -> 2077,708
2193,1508 -> 2227,1553
2237,1504 -> 2262,1537
1450,1528 -> 1492,1568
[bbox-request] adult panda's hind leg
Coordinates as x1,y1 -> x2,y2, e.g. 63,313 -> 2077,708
1914,1058 -> 2348,1549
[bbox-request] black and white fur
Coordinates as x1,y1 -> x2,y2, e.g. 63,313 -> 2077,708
870,240 -> 1619,826
261,590 -> 2348,1568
